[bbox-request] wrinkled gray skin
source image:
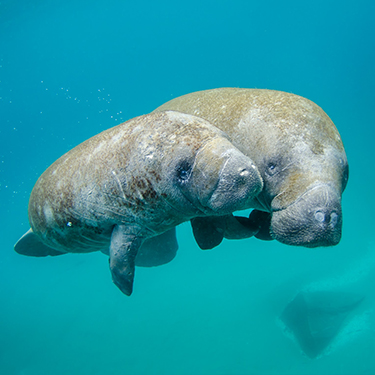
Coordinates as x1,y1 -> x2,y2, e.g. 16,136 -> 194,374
14,111 -> 263,296
155,88 -> 349,248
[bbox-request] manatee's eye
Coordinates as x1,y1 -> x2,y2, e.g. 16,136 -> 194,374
265,162 -> 278,177
176,160 -> 192,183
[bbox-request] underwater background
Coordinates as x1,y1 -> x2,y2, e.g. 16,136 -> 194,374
1,0 -> 375,374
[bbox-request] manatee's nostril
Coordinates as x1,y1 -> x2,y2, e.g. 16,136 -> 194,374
314,211 -> 325,223
239,168 -> 250,177
330,212 -> 339,227
314,210 -> 340,227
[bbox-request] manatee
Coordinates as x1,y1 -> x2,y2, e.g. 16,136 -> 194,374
154,88 -> 349,248
14,111 -> 263,295
279,290 -> 364,358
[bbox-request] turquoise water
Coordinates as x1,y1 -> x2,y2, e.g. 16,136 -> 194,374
1,0 -> 375,374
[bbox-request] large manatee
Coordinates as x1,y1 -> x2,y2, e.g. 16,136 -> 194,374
154,88 -> 349,248
14,111 -> 263,295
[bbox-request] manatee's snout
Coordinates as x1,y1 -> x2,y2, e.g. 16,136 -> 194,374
189,138 -> 263,214
271,184 -> 343,247
207,149 -> 263,213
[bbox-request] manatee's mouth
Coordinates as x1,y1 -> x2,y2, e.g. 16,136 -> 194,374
268,184 -> 343,248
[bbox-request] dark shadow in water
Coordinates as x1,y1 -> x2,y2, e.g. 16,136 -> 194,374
280,290 -> 364,359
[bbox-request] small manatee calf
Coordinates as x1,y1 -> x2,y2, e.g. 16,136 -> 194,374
14,111 -> 263,295
155,88 -> 349,249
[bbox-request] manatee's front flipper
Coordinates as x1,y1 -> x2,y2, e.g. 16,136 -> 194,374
14,229 -> 66,257
109,225 -> 145,296
191,217 -> 226,250
248,210 -> 273,241
191,214 -> 260,250
135,228 -> 178,267
223,214 -> 261,239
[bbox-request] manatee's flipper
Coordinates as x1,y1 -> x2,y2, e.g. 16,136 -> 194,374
135,228 -> 178,267
191,214 -> 260,250
14,229 -> 66,257
280,291 -> 364,358
191,217 -> 226,250
109,225 -> 145,296
223,214 -> 261,239
248,210 -> 273,241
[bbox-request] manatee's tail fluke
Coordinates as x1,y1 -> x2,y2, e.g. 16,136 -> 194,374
14,229 -> 66,257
